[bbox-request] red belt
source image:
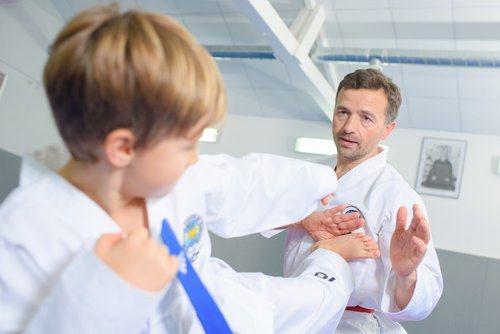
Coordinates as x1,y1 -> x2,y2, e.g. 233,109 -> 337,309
345,305 -> 375,313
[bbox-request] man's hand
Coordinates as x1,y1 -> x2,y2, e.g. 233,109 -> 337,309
297,204 -> 365,241
390,204 -> 430,277
390,204 -> 430,309
95,228 -> 179,292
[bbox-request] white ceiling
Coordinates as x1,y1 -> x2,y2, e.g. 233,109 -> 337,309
8,0 -> 500,136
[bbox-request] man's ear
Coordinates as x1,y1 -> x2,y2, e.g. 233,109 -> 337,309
381,121 -> 396,140
103,129 -> 136,168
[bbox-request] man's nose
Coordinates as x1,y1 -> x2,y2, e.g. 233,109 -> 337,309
342,115 -> 357,133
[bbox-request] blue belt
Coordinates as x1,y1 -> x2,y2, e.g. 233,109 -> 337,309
160,219 -> 232,333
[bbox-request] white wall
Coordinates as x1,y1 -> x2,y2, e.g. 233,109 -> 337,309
0,0 -> 65,156
385,128 -> 500,260
201,114 -> 500,261
2,0 -> 499,263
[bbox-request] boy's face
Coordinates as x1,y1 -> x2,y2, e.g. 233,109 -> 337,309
124,130 -> 202,198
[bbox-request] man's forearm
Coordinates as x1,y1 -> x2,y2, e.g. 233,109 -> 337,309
395,271 -> 417,310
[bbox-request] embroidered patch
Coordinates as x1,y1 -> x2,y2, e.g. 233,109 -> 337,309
183,214 -> 203,262
342,205 -> 365,219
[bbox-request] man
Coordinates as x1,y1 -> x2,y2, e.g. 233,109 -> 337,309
284,69 -> 443,333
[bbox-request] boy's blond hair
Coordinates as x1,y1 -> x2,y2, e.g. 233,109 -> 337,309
44,5 -> 226,162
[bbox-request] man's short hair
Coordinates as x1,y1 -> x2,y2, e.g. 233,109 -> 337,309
335,69 -> 401,124
44,5 -> 226,162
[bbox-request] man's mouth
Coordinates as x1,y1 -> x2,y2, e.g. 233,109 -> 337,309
338,136 -> 358,147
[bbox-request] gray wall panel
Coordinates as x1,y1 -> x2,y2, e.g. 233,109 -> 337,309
210,232 -> 286,277
477,257 -> 500,333
0,148 -> 21,203
403,249 -> 488,334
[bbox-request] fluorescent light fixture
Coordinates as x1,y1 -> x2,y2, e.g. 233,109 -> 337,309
295,137 -> 336,155
199,128 -> 219,143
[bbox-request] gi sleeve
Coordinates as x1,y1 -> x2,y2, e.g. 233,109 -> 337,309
0,237 -> 165,334
26,250 -> 166,334
191,153 -> 337,237
377,188 -> 443,322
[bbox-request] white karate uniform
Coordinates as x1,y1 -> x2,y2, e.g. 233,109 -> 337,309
284,148 -> 443,333
0,153 -> 354,334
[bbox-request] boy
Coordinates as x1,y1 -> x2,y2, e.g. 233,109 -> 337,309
0,6 -> 379,333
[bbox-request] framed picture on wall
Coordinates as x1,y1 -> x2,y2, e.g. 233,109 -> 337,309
415,137 -> 467,199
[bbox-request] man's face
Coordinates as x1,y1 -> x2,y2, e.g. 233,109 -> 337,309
332,88 -> 395,163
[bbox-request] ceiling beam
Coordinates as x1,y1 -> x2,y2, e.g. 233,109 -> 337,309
233,0 -> 335,120
48,0 -> 73,20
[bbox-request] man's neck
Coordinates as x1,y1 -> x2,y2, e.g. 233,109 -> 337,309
335,159 -> 364,179
335,147 -> 382,178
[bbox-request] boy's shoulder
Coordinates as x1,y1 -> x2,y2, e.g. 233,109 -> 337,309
0,159 -> 63,241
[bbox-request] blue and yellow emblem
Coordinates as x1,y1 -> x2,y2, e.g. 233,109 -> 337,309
183,214 -> 203,262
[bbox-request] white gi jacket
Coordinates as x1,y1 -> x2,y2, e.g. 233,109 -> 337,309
0,153 -> 354,334
284,148 -> 443,333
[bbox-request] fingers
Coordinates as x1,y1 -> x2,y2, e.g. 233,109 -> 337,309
94,233 -> 125,255
334,218 -> 365,232
328,210 -> 363,224
159,249 -> 180,277
411,235 -> 428,260
325,204 -> 348,215
320,194 -> 332,206
320,193 -> 337,206
395,206 -> 408,233
126,227 -> 150,244
412,204 -> 431,244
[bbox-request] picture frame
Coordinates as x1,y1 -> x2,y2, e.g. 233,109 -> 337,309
415,137 -> 467,199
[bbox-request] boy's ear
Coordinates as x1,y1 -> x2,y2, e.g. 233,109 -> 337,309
103,129 -> 136,167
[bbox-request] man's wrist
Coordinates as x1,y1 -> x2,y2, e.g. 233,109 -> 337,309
395,270 -> 417,310
293,219 -> 304,230
396,270 -> 417,286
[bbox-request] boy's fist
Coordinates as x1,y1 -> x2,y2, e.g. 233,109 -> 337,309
94,227 -> 178,292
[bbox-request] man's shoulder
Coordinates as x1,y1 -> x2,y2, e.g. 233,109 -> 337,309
374,164 -> 420,197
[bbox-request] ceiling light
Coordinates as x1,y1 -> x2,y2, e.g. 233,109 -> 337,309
199,128 -> 219,143
295,137 -> 336,155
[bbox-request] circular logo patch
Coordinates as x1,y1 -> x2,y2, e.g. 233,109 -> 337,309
342,205 -> 364,218
183,214 -> 203,262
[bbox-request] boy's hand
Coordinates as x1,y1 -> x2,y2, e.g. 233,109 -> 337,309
94,228 -> 179,292
298,204 -> 365,241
